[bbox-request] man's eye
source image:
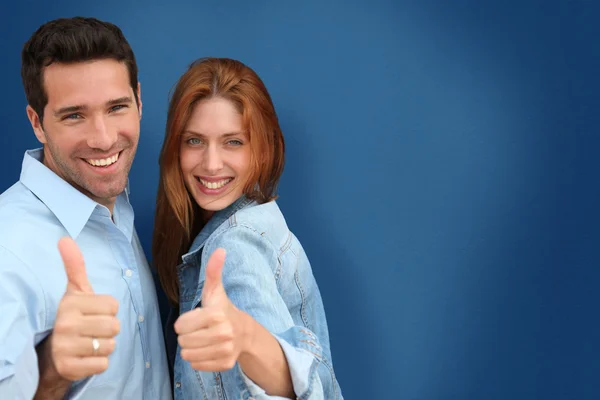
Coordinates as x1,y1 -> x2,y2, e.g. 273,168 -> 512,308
110,105 -> 127,112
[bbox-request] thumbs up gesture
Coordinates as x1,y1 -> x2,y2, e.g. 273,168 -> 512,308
49,237 -> 120,381
174,248 -> 248,372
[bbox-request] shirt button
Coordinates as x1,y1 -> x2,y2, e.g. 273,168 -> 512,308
145,362 -> 150,369
125,269 -> 133,277
138,315 -> 144,322
175,382 -> 181,388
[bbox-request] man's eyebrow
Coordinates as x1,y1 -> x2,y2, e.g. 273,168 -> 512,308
107,96 -> 133,106
54,105 -> 86,117
53,97 -> 134,117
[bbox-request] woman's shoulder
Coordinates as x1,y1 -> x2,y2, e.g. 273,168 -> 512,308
208,200 -> 291,251
230,200 -> 287,233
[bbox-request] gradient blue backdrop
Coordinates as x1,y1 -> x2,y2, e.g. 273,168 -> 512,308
1,1 -> 598,399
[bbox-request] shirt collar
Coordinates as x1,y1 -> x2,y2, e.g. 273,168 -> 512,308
182,195 -> 254,262
19,148 -> 131,239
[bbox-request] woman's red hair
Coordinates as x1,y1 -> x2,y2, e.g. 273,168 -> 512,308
152,58 -> 285,304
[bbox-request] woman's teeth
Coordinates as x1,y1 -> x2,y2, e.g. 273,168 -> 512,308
199,178 -> 232,189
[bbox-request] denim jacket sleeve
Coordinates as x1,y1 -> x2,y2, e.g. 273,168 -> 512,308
0,246 -> 45,399
203,225 -> 338,399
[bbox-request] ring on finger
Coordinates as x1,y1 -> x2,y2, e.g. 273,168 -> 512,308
92,337 -> 100,355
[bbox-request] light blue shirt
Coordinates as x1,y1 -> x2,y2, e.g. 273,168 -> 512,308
0,149 -> 172,399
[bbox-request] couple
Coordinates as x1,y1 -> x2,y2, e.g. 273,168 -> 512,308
0,16 -> 342,400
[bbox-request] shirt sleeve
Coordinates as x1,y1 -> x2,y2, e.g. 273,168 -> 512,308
203,226 -> 337,399
0,246 -> 46,399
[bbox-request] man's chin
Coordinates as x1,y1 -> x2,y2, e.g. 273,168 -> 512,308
83,183 -> 128,203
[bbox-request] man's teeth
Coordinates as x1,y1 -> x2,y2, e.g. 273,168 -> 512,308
199,178 -> 232,189
86,153 -> 119,167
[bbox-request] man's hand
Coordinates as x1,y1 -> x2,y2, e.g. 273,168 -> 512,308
50,237 -> 120,381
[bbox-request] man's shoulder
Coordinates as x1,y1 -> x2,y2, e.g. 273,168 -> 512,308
0,180 -> 28,204
0,180 -> 51,225
0,181 -> 64,256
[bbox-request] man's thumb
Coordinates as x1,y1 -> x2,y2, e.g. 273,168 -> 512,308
58,237 -> 94,294
202,248 -> 226,306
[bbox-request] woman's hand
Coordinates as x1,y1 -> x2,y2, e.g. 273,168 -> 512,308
174,246 -> 295,398
174,248 -> 251,371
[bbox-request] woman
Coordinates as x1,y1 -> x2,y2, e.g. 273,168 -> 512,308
153,58 -> 343,400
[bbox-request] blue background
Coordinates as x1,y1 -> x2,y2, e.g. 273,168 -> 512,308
1,1 -> 598,398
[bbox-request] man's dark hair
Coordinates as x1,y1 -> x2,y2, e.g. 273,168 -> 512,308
21,16 -> 139,122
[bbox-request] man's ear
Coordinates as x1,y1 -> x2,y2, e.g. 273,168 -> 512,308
26,105 -> 46,144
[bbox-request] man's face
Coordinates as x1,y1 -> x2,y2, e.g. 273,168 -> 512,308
27,59 -> 142,210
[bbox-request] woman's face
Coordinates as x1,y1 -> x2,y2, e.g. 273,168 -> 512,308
179,97 -> 252,213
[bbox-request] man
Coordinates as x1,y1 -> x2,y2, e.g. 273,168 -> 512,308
0,17 -> 172,399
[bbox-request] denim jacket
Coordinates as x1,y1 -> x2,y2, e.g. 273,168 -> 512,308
166,196 -> 343,400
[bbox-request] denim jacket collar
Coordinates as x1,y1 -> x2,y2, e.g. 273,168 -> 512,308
180,195 -> 255,265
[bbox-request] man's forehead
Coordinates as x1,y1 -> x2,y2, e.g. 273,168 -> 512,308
43,60 -> 133,107
44,60 -> 129,82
